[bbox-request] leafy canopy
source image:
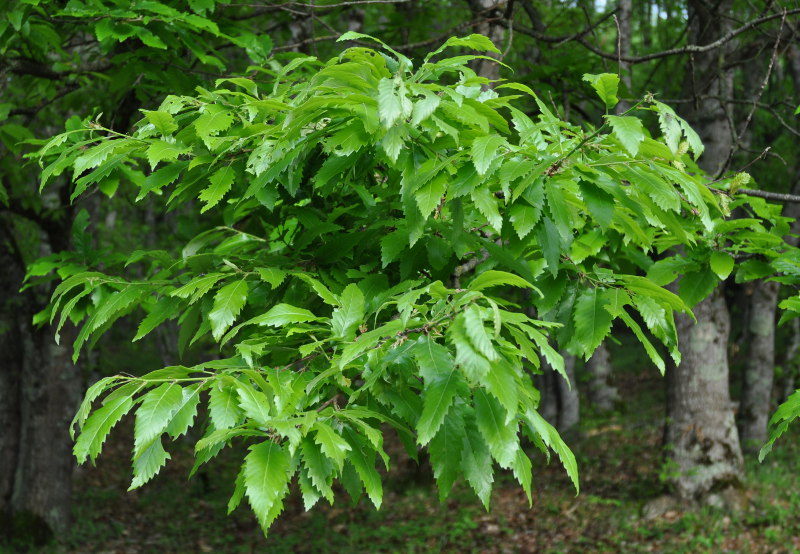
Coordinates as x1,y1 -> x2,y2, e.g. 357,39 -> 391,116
30,33 -> 800,533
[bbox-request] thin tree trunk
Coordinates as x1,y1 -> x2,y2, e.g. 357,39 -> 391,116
587,341 -> 618,413
738,281 -> 780,451
666,288 -> 743,502
557,354 -> 580,432
778,318 -> 800,401
614,0 -> 633,114
537,370 -> 558,424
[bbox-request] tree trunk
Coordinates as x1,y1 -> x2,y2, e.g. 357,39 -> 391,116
9,319 -> 81,544
778,318 -> 800,401
587,341 -> 618,413
537,370 -> 558,424
662,0 -> 744,504
537,354 -> 580,433
0,227 -> 24,539
614,0 -> 633,114
0,220 -> 82,545
557,354 -> 580,432
665,289 -> 743,502
738,280 -> 780,451
465,0 -> 506,82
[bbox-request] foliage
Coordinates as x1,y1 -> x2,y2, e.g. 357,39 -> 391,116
29,30 -> 800,534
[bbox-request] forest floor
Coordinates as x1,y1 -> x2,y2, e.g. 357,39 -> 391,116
26,365 -> 800,554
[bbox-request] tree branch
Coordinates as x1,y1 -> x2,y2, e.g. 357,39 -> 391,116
737,189 -> 800,203
575,8 -> 800,64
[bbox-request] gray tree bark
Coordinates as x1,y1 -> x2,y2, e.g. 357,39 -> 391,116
557,354 -> 580,432
738,281 -> 780,452
665,289 -> 743,502
537,354 -> 580,433
586,341 -> 618,413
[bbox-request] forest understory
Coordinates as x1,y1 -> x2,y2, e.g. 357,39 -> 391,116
45,352 -> 800,554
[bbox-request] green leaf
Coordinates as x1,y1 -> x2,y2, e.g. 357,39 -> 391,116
72,139 -> 133,180
461,412 -> 494,509
194,105 -> 235,139
377,77 -> 404,127
294,274 -> 340,306
209,279 -> 248,340
471,186 -> 502,233
199,165 -> 235,213
142,110 -> 178,136
165,385 -> 202,439
411,91 -> 440,125
524,409 -> 579,493
236,384 -> 272,426
480,357 -> 519,425
134,382 -> 184,453
571,287 -> 613,360
413,337 -> 455,383
582,73 -> 620,109
209,382 -> 243,429
510,449 -> 533,506
579,181 -> 614,231
244,441 -> 292,533
471,135 -> 506,176
469,270 -> 536,292
381,124 -> 406,162
450,316 -> 490,382
474,389 -> 518,468
313,421 -> 351,471
617,309 -> 666,375
71,376 -> 120,439
428,408 -> 465,502
424,34 -> 501,62
138,161 -> 186,200
414,173 -> 446,219
417,367 -> 462,446
129,438 -> 170,490
146,140 -> 190,170
462,306 -> 498,361
74,286 -> 148,360
301,437 -> 335,502
134,296 -> 180,341
509,203 -> 540,239
760,390 -> 800,461
678,267 -> 719,308
228,466 -> 247,514
74,395 -> 134,464
257,268 -> 287,289
710,251 -> 734,280
330,283 -> 365,340
343,427 -> 383,509
605,115 -> 644,156
251,303 -> 320,327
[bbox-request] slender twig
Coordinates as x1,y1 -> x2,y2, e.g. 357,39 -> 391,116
737,189 -> 800,203
576,8 -> 800,64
